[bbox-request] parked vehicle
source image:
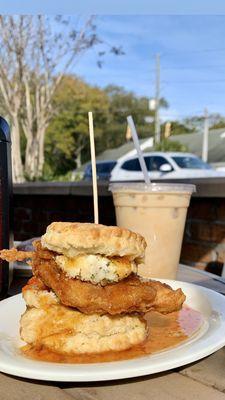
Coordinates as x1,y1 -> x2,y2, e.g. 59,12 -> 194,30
110,152 -> 225,181
83,160 -> 117,181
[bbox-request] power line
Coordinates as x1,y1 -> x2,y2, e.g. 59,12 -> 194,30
157,65 -> 225,71
163,79 -> 225,84
162,48 -> 225,56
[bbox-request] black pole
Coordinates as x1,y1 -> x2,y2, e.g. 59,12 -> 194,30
0,117 -> 12,298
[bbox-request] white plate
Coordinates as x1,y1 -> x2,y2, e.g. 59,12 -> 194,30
0,280 -> 225,382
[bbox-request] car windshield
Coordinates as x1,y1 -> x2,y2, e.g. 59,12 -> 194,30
172,156 -> 212,170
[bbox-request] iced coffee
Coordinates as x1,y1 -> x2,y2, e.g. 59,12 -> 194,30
110,183 -> 195,279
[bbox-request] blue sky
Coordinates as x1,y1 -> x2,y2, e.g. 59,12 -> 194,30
2,0 -> 225,14
74,16 -> 225,122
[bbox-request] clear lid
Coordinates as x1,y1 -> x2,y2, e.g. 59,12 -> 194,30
109,182 -> 196,194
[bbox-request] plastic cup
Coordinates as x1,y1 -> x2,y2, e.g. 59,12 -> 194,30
109,182 -> 195,279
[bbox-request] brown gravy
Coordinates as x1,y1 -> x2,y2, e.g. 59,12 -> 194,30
21,307 -> 203,364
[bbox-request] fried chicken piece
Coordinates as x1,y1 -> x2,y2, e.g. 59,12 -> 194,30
143,280 -> 186,314
1,243 -> 185,315
32,255 -> 156,314
0,248 -> 34,262
22,276 -> 49,292
32,249 -> 185,315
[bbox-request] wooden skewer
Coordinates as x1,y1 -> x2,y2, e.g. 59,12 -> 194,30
88,111 -> 99,224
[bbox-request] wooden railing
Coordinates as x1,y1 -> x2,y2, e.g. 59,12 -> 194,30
12,177 -> 225,275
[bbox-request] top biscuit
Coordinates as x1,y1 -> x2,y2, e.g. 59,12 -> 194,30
41,222 -> 146,261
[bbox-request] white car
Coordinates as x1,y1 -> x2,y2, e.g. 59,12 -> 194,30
110,152 -> 225,181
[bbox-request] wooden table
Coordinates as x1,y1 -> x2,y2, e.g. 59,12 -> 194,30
2,266 -> 225,400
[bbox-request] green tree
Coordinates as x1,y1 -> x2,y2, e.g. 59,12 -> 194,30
211,120 -> 225,129
184,113 -> 225,132
45,76 -> 110,178
209,114 -> 225,129
161,121 -> 194,136
45,80 -> 170,179
100,85 -> 168,152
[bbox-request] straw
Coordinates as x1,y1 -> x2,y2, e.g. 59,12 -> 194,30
127,115 -> 151,185
88,111 -> 99,224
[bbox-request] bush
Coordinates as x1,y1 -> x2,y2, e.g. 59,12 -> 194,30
154,139 -> 188,152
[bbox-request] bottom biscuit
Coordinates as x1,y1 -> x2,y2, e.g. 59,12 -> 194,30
20,304 -> 147,354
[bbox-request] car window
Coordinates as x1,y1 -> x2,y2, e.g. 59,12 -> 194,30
121,156 -> 171,172
85,161 -> 117,177
149,156 -> 171,171
121,158 -> 141,171
172,156 -> 212,170
84,164 -> 92,176
96,161 -> 117,174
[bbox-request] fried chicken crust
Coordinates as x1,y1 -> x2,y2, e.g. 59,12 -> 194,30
22,276 -> 48,292
145,280 -> 186,314
0,248 -> 34,262
32,247 -> 185,315
1,243 -> 186,315
32,256 -> 156,315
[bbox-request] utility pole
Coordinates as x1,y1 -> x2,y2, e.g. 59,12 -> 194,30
155,53 -> 161,144
202,108 -> 209,162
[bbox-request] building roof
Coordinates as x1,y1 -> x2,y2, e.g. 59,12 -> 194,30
96,139 -> 148,161
81,128 -> 225,172
169,128 -> 225,163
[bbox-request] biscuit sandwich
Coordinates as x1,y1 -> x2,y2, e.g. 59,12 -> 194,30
0,222 -> 185,356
